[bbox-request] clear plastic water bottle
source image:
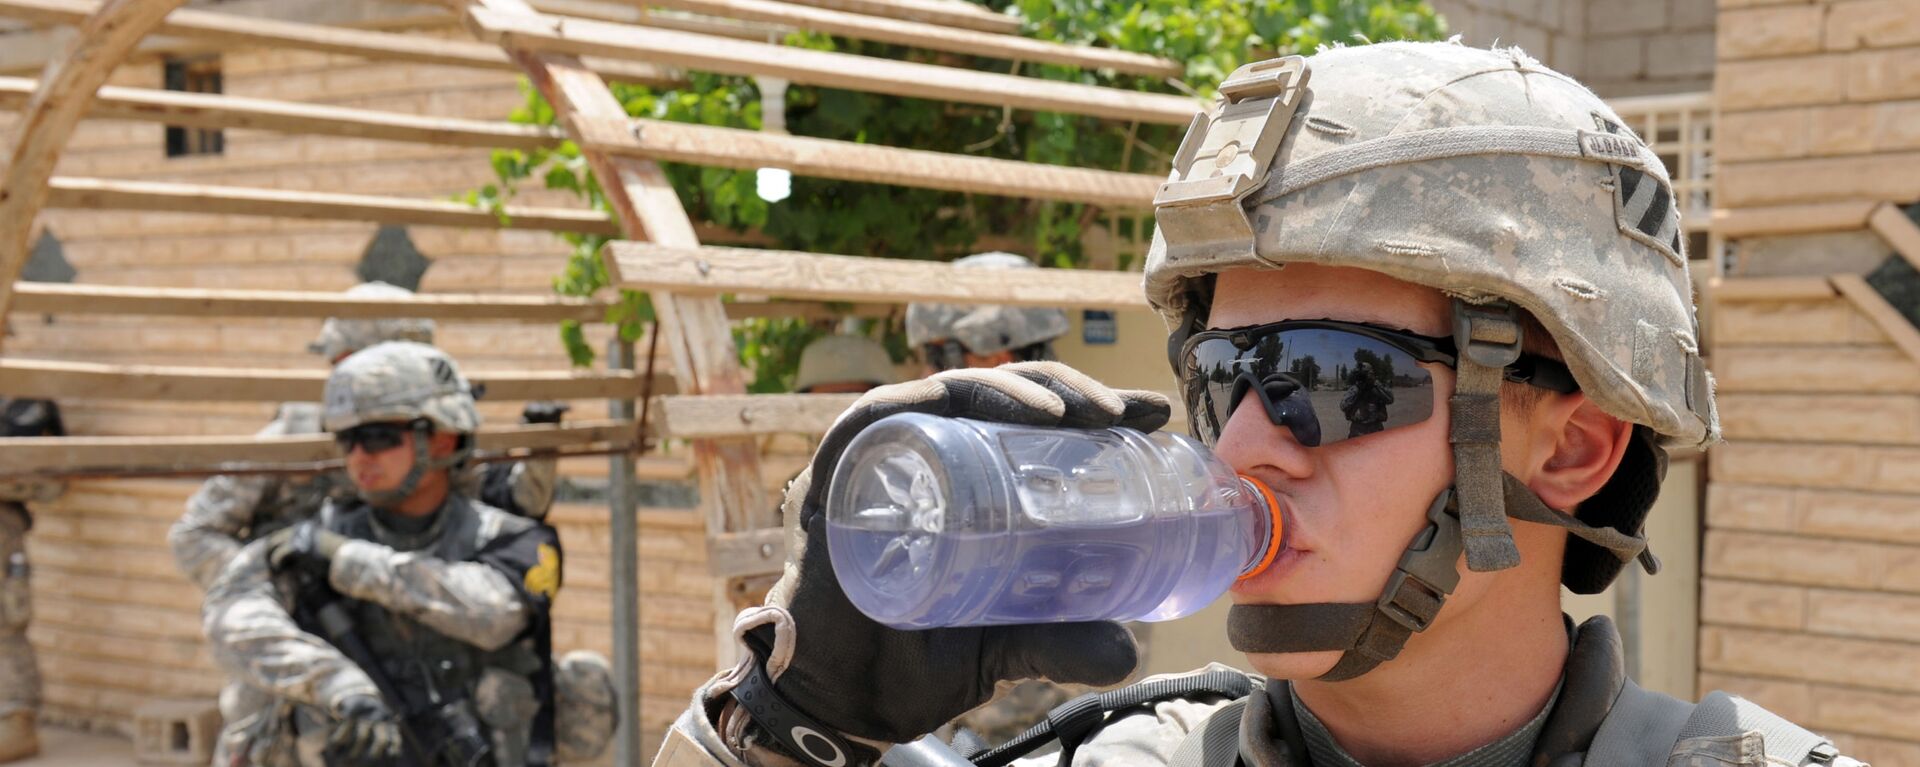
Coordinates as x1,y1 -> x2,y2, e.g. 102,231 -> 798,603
825,412 -> 1289,629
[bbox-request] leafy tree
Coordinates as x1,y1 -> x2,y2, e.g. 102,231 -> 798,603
479,1 -> 1446,390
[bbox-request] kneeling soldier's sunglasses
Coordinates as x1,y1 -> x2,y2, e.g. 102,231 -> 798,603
1177,320 -> 1578,448
334,422 -> 416,454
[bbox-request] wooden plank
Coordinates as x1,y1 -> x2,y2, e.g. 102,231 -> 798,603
0,75 -> 565,150
42,176 -> 620,235
0,0 -> 188,354
605,241 -> 1150,309
633,0 -> 1180,77
657,393 -> 857,438
776,0 -> 1020,35
1867,201 -> 1920,274
1831,273 -> 1920,368
707,526 -> 787,578
0,358 -> 672,401
1712,345 -> 1920,393
1707,483 -> 1920,549
1718,393 -> 1920,445
1711,201 -> 1878,238
8,282 -> 608,321
577,114 -> 1159,207
1708,276 -> 1838,302
528,0 -> 788,41
465,8 -> 1199,125
466,0 -> 772,731
0,0 -> 681,86
1710,441 -> 1920,495
0,419 -> 638,474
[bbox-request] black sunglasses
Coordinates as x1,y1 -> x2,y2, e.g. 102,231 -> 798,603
334,421 -> 422,455
1178,319 -> 1577,448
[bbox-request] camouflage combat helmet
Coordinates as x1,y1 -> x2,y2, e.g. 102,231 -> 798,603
794,334 -> 897,393
1145,42 -> 1716,679
905,253 -> 1071,355
324,341 -> 480,506
309,281 -> 437,361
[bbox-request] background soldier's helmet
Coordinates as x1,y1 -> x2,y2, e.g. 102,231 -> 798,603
323,341 -> 480,435
905,252 -> 1072,355
309,281 -> 437,361
793,334 -> 897,393
1145,42 -> 1717,594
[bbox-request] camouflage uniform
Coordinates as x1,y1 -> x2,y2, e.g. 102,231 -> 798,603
649,42 -> 1860,767
0,398 -> 63,763
203,343 -> 612,766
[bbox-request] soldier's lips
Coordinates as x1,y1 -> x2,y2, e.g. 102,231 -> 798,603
1230,546 -> 1306,596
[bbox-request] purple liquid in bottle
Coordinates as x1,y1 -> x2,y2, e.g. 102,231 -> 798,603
826,413 -> 1282,630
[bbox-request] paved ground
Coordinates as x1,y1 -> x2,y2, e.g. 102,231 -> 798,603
15,727 -> 134,767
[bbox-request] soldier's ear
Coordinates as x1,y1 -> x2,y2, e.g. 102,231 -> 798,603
1521,394 -> 1631,512
427,430 -> 460,459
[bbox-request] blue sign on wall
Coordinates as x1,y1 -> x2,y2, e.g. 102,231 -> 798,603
1082,310 -> 1117,345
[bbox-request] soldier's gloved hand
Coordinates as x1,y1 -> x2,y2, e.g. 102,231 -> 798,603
264,520 -> 347,580
521,401 -> 570,425
742,362 -> 1165,749
327,694 -> 403,763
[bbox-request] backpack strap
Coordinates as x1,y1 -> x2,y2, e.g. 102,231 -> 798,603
1677,692 -> 1842,766
1169,699 -> 1249,767
1583,679 -> 1692,767
965,668 -> 1255,767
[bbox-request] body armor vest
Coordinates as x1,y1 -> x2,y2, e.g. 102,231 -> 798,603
318,496 -> 546,766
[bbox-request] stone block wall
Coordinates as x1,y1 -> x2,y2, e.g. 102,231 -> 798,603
1708,4 -> 1920,764
1430,0 -> 1716,96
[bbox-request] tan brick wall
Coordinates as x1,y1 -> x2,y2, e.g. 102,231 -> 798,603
1704,291 -> 1920,760
7,40 -> 714,755
1430,0 -> 1714,96
1714,0 -> 1920,207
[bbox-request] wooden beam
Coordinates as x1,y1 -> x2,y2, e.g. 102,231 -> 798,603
707,526 -> 785,578
43,176 -> 621,235
0,0 -> 189,355
632,0 -> 1181,78
721,300 -> 893,320
0,0 -> 681,86
1867,201 -> 1920,274
1712,201 -> 1878,238
0,419 -> 637,475
1707,276 -> 1839,302
465,8 -> 1199,125
1718,392 -> 1920,446
0,76 -> 565,150
1831,273 -> 1920,369
656,393 -> 858,438
577,114 -> 1159,207
605,241 -> 1151,309
8,282 -> 609,321
0,358 -> 673,401
465,0 -> 774,702
526,0 -> 788,41
776,0 -> 1020,35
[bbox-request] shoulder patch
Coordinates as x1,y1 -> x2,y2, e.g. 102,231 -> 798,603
524,543 -> 560,600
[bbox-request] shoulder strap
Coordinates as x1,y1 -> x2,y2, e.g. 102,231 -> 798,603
1169,698 -> 1249,767
967,668 -> 1254,767
1584,679 -> 1692,767
1679,692 -> 1839,766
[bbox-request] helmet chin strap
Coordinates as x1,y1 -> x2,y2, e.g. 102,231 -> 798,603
1225,476 -> 1654,681
359,421 -> 471,510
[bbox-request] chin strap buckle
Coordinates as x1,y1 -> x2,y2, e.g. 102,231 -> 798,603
1374,490 -> 1464,634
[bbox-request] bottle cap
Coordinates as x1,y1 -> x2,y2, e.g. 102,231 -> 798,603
1236,474 -> 1287,583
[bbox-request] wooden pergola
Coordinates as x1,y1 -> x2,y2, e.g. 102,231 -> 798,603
0,0 -> 1193,760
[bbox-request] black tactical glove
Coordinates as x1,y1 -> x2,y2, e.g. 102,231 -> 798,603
521,401 -> 571,425
327,693 -> 404,763
264,520 -> 348,581
744,362 -> 1168,748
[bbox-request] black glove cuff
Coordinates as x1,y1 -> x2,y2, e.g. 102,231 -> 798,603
730,652 -> 880,767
